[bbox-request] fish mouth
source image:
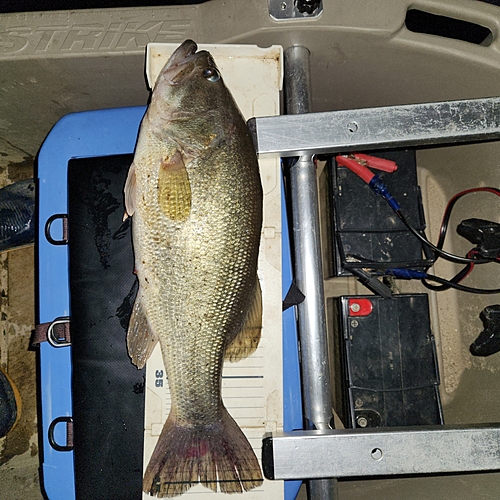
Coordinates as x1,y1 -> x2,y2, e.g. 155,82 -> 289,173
165,39 -> 198,69
159,40 -> 210,86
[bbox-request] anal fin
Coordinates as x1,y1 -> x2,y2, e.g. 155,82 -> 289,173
127,291 -> 158,369
225,278 -> 262,362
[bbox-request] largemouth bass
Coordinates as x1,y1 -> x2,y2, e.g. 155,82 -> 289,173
124,40 -> 264,497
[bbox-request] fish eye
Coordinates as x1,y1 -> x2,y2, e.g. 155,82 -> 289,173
203,67 -> 220,83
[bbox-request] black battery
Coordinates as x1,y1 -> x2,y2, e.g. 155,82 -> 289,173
328,149 -> 434,277
331,294 -> 444,429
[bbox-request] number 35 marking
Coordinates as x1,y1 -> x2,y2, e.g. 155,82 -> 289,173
155,369 -> 164,387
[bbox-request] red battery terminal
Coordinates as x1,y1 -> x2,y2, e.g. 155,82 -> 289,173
336,153 -> 398,184
348,298 -> 373,317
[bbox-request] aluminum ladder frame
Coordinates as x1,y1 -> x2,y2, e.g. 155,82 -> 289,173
250,45 -> 500,500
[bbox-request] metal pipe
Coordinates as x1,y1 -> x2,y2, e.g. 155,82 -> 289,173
284,46 -> 311,115
288,155 -> 332,431
284,45 -> 338,500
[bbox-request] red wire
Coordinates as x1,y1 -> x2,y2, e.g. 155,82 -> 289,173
461,249 -> 477,281
430,188 -> 500,287
438,187 -> 500,249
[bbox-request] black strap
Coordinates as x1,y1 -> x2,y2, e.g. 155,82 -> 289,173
282,280 -> 306,311
32,317 -> 71,347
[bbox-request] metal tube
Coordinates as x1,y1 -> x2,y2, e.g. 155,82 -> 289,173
284,46 -> 312,115
248,96 -> 500,158
284,45 -> 338,500
288,156 -> 332,431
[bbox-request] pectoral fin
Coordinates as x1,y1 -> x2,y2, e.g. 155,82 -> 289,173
225,279 -> 262,362
124,162 -> 137,217
158,150 -> 191,221
127,290 -> 159,369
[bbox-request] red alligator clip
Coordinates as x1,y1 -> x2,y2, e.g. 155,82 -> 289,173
336,153 -> 398,184
352,153 -> 398,173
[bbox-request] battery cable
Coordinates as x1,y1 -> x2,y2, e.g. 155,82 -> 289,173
336,155 -> 500,294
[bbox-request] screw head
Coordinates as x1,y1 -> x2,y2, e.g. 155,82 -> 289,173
350,302 -> 361,313
357,416 -> 368,428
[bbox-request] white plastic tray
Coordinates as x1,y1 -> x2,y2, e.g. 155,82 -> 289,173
142,42 -> 284,499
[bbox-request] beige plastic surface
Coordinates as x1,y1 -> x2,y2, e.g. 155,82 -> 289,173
142,43 -> 283,499
3,0 -> 500,498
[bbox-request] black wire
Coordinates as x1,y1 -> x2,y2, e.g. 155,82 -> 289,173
422,272 -> 500,294
421,263 -> 473,292
346,179 -> 500,293
393,216 -> 499,293
416,188 -> 500,291
394,209 -> 490,265
437,187 -> 500,250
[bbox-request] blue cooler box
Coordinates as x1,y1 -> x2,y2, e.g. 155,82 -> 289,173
37,107 -> 302,500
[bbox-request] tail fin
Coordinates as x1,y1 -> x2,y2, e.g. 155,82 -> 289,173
143,408 -> 263,497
